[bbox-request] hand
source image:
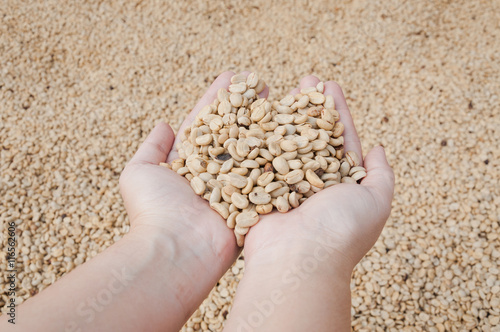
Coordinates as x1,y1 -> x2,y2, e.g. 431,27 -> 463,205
243,75 -> 395,272
119,72 -> 259,273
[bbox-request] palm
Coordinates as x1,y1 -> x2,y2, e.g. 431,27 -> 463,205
120,162 -> 236,250
244,183 -> 386,267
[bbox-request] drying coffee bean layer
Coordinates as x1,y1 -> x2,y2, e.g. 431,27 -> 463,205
163,73 -> 366,246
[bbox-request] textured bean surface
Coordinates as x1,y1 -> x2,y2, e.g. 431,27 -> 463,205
0,1 -> 499,331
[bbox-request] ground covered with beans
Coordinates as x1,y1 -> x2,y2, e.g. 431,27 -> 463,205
1,1 -> 499,331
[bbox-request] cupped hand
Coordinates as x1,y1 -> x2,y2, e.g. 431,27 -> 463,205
119,71 -> 268,265
243,76 -> 395,271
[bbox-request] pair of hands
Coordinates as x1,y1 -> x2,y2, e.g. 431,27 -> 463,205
119,70 -> 394,310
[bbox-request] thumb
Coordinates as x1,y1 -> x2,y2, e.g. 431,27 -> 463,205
129,122 -> 175,165
360,146 -> 395,216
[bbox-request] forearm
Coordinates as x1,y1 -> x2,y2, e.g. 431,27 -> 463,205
225,243 -> 352,332
0,226 -> 233,332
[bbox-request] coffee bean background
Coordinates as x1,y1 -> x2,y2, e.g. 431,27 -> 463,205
1,1 -> 499,330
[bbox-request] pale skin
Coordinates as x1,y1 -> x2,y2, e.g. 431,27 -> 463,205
0,72 -> 394,332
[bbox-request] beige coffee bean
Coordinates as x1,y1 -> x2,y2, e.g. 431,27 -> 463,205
316,118 -> 334,130
270,185 -> 289,198
259,148 -> 274,161
231,192 -> 250,209
231,73 -> 247,84
249,168 -> 262,183
275,114 -> 294,125
220,159 -> 234,174
351,170 -> 367,182
235,225 -> 249,236
195,133 -> 213,146
236,139 -> 250,157
242,177 -> 254,195
256,203 -> 273,214
243,88 -> 256,100
229,93 -> 243,107
229,82 -> 247,94
209,117 -> 224,132
207,179 -> 223,190
341,176 -> 356,184
236,211 -> 260,227
324,95 -> 335,109
268,141 -> 282,156
329,136 -> 344,147
257,171 -> 275,186
339,161 -> 351,177
276,196 -> 290,213
198,172 -> 213,182
265,181 -> 282,193
333,122 -> 344,137
308,91 -> 325,105
280,95 -> 295,107
349,166 -> 366,176
235,232 -> 245,247
288,159 -> 303,170
289,180 -> 311,194
294,136 -> 309,148
177,166 -> 190,176
303,160 -> 321,171
249,191 -> 272,205
218,100 -> 232,116
185,173 -> 194,181
210,202 -> 229,219
229,173 -> 248,188
246,72 -> 259,88
293,113 -> 309,124
254,79 -> 266,94
335,146 -> 344,159
272,156 -> 289,175
189,157 -> 208,173
228,143 -> 244,162
171,158 -> 185,172
260,121 -> 279,131
284,169 -> 305,184
289,192 -> 301,208
217,88 -> 230,102
316,81 -> 324,93
190,176 -> 206,195
305,169 -> 325,188
251,105 -> 266,122
321,173 -> 338,181
210,187 -> 221,205
280,140 -> 298,152
231,167 -> 248,176
296,95 -> 310,109
300,87 -> 317,95
276,104 -> 293,114
324,180 -> 338,188
311,140 -> 328,151
281,151 -> 298,161
302,128 -> 318,140
345,151 -> 361,167
227,211 -> 238,228
207,162 -> 221,174
240,159 -> 259,169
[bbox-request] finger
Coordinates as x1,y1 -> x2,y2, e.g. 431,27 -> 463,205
130,122 -> 175,165
299,75 -> 321,90
324,81 -> 362,165
360,145 -> 395,216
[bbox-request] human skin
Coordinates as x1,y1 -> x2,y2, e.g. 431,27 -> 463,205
223,75 -> 395,332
